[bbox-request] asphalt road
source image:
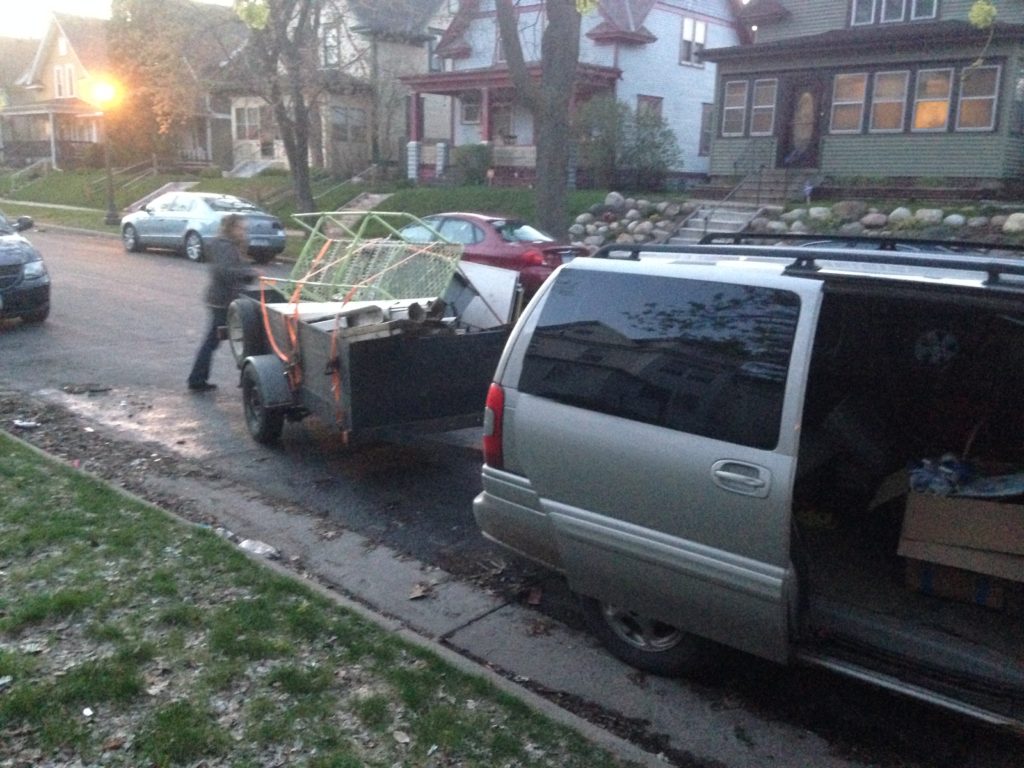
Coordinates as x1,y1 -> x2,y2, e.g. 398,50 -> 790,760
1,227 -> 1020,767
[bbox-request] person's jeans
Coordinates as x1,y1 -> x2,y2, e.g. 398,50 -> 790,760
187,306 -> 229,387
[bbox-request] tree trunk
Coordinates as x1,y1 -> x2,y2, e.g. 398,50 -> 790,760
496,0 -> 580,240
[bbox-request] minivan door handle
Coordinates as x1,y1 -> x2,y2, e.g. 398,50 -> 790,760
711,460 -> 771,498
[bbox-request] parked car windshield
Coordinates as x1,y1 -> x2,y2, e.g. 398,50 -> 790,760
493,220 -> 553,244
207,196 -> 261,212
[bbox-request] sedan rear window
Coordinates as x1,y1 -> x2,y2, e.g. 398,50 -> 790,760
518,271 -> 800,449
208,197 -> 259,212
493,221 -> 553,243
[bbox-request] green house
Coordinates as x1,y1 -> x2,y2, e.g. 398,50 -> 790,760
702,1 -> 1024,192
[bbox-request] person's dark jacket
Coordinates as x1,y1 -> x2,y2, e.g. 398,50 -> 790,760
205,236 -> 257,308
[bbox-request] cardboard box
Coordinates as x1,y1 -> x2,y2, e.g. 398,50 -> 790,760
897,491 -> 1024,584
901,492 -> 1024,556
904,559 -> 1005,609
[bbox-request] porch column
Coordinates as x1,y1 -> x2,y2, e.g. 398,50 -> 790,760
481,87 -> 491,143
406,140 -> 420,182
409,93 -> 421,142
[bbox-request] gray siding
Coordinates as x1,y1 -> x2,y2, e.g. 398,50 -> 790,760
820,133 -> 1008,177
755,0 -> 848,43
756,0 -> 1024,45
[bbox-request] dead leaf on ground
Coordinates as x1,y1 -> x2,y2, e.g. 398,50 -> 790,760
408,582 -> 432,600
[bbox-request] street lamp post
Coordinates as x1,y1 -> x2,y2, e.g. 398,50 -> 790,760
103,125 -> 118,225
88,79 -> 121,226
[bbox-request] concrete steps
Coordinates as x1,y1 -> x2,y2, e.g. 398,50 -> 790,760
669,200 -> 762,243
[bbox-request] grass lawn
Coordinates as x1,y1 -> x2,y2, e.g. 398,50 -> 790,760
0,432 -> 633,767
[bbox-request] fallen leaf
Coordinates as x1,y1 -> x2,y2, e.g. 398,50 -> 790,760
408,582 -> 432,600
102,737 -> 125,751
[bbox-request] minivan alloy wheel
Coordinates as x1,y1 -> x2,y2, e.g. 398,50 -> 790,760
602,604 -> 684,652
579,595 -> 714,676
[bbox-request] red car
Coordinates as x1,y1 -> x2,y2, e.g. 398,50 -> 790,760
398,212 -> 588,297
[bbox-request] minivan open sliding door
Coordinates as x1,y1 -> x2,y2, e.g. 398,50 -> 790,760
508,263 -> 823,662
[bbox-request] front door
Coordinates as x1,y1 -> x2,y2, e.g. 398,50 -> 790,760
779,76 -> 826,168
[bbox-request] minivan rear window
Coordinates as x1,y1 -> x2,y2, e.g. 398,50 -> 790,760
518,271 -> 800,449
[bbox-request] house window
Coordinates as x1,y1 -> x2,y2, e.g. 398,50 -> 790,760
331,106 -> 367,143
881,0 -> 905,22
680,17 -> 706,66
58,36 -> 68,56
957,65 -> 1000,131
234,106 -> 261,140
321,24 -> 341,68
54,67 -> 65,98
911,0 -> 937,19
830,73 -> 867,132
912,68 -> 952,131
1012,73 -> 1024,133
460,92 -> 481,124
870,71 -> 909,131
428,29 -> 444,72
851,0 -> 876,25
722,81 -> 748,136
699,102 -> 713,155
65,65 -> 75,97
750,79 -> 777,135
637,95 -> 663,119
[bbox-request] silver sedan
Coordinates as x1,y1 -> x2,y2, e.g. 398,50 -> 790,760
120,191 -> 286,264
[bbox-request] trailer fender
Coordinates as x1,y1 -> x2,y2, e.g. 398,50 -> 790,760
241,355 -> 293,407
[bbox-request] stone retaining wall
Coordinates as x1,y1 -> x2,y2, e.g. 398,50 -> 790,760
570,191 -> 1024,249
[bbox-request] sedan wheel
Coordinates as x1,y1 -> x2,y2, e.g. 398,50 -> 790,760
122,224 -> 143,253
184,231 -> 204,262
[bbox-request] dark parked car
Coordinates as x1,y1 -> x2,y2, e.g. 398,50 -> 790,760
0,213 -> 50,324
397,212 -> 588,297
120,191 -> 286,264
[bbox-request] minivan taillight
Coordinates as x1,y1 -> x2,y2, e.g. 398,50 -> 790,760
482,382 -> 505,469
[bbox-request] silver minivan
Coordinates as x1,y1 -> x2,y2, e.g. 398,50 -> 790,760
474,241 -> 1024,730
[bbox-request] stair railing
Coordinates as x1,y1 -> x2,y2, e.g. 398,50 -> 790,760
702,166 -> 763,235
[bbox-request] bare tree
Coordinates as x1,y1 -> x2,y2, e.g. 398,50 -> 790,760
495,0 -> 581,239
234,0 -> 335,212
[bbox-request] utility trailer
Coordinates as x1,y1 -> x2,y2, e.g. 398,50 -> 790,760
227,212 -> 521,445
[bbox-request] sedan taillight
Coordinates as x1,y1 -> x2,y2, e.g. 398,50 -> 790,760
522,249 -> 545,266
482,382 -> 505,469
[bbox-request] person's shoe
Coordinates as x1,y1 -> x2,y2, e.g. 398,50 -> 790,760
188,382 -> 218,392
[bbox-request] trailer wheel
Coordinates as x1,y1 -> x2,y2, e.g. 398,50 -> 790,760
242,364 -> 285,444
228,299 -> 267,368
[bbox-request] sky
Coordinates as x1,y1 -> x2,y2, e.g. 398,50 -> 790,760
5,0 -> 233,39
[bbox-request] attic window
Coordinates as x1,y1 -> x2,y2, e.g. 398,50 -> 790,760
58,36 -> 68,56
321,24 -> 341,68
680,17 -> 706,67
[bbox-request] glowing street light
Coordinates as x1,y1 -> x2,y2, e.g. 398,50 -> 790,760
87,78 -> 122,226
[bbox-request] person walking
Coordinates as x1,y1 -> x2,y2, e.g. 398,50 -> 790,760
187,213 -> 257,392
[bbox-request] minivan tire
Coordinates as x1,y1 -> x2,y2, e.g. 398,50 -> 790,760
579,596 -> 716,677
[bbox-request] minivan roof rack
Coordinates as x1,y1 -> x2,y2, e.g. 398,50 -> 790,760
590,234 -> 1024,288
